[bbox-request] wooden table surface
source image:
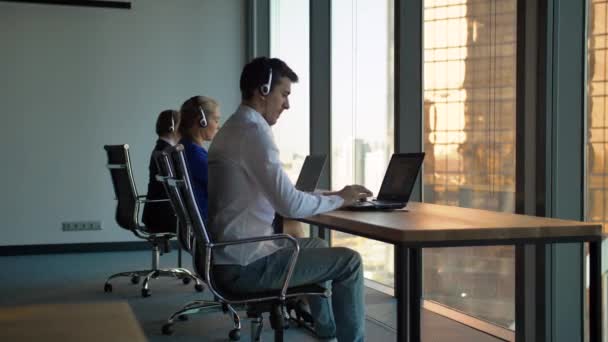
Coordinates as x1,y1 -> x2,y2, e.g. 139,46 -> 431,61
299,201 -> 603,245
0,301 -> 147,342
298,201 -> 604,342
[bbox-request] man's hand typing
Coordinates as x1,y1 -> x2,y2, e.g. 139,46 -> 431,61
335,185 -> 373,207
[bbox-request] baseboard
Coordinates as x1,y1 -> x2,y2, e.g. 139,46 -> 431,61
0,241 -> 180,256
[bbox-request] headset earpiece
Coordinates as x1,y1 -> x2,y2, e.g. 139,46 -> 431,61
260,67 -> 273,96
199,106 -> 208,128
169,113 -> 175,132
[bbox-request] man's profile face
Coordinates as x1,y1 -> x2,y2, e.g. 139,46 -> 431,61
263,76 -> 291,126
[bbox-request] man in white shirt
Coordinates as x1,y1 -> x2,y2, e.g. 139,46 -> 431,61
208,57 -> 370,342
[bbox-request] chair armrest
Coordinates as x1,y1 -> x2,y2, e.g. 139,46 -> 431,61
133,195 -> 171,237
211,234 -> 300,300
139,198 -> 171,204
136,195 -> 170,204
212,234 -> 298,248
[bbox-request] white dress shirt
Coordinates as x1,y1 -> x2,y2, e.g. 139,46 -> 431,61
208,105 -> 344,266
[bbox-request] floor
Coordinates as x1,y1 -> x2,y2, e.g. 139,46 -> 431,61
0,250 -> 504,341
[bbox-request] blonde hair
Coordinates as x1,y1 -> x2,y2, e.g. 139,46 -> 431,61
179,95 -> 219,139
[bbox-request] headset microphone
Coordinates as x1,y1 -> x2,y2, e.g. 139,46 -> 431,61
199,106 -> 208,128
260,67 -> 273,96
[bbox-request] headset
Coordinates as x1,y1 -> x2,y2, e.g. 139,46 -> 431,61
169,112 -> 175,132
199,106 -> 208,128
260,64 -> 273,96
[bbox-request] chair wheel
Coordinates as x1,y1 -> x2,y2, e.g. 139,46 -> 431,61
161,323 -> 173,335
177,314 -> 188,321
182,277 -> 191,285
229,328 -> 240,341
103,283 -> 112,293
142,288 -> 151,297
131,275 -> 140,284
194,283 -> 204,292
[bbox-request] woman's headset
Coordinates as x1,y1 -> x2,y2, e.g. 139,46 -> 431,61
185,96 -> 208,128
199,106 -> 208,128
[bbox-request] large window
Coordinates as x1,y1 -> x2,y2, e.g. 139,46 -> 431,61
587,2 -> 607,339
587,1 -> 608,226
330,0 -> 395,286
422,0 -> 517,329
270,0 -> 310,182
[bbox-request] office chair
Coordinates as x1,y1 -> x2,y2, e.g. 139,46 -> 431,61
157,145 -> 331,342
151,147 -> 241,340
103,144 -> 202,297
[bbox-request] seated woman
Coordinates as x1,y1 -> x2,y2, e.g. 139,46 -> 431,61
142,109 -> 181,233
178,96 -> 222,222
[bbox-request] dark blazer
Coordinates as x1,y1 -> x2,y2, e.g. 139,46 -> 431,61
142,139 -> 177,233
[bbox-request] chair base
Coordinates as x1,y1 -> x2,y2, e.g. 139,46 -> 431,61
103,267 -> 202,297
162,300 -> 241,341
163,299 -> 305,342
247,302 -> 287,342
246,298 -> 323,341
284,300 -> 318,339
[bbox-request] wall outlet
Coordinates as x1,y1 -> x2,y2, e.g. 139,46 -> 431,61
62,221 -> 102,231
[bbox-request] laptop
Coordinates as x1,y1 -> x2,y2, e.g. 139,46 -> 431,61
295,155 -> 327,192
346,152 -> 425,210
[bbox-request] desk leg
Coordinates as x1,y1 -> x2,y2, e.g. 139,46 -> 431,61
515,244 -> 554,342
515,244 -> 527,342
396,245 -> 422,342
395,245 -> 406,341
589,240 -> 602,342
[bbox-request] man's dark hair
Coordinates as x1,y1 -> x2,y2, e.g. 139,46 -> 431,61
155,109 -> 180,136
240,57 -> 298,100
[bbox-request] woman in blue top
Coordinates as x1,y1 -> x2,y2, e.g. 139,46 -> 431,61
178,95 -> 222,222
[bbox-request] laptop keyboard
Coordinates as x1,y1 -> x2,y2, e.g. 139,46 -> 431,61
372,200 -> 397,205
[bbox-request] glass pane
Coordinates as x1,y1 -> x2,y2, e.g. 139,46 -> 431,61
423,0 -> 517,329
271,0 -> 311,238
588,0 -> 608,225
270,0 -> 310,183
587,3 -> 608,341
331,0 -> 395,286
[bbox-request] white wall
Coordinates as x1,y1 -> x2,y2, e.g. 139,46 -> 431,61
0,0 -> 246,246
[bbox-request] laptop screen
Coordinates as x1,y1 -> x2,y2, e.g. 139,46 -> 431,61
376,153 -> 425,202
295,155 -> 327,192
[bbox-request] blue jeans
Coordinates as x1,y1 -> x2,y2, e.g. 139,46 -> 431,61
214,238 -> 365,342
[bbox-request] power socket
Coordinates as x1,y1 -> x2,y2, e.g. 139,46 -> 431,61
62,221 -> 102,231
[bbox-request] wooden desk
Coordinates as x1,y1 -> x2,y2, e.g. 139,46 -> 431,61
0,301 -> 147,342
297,202 -> 603,342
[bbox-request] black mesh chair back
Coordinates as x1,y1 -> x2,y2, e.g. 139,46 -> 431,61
153,148 -> 193,253
164,146 -> 213,280
104,144 -> 140,230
